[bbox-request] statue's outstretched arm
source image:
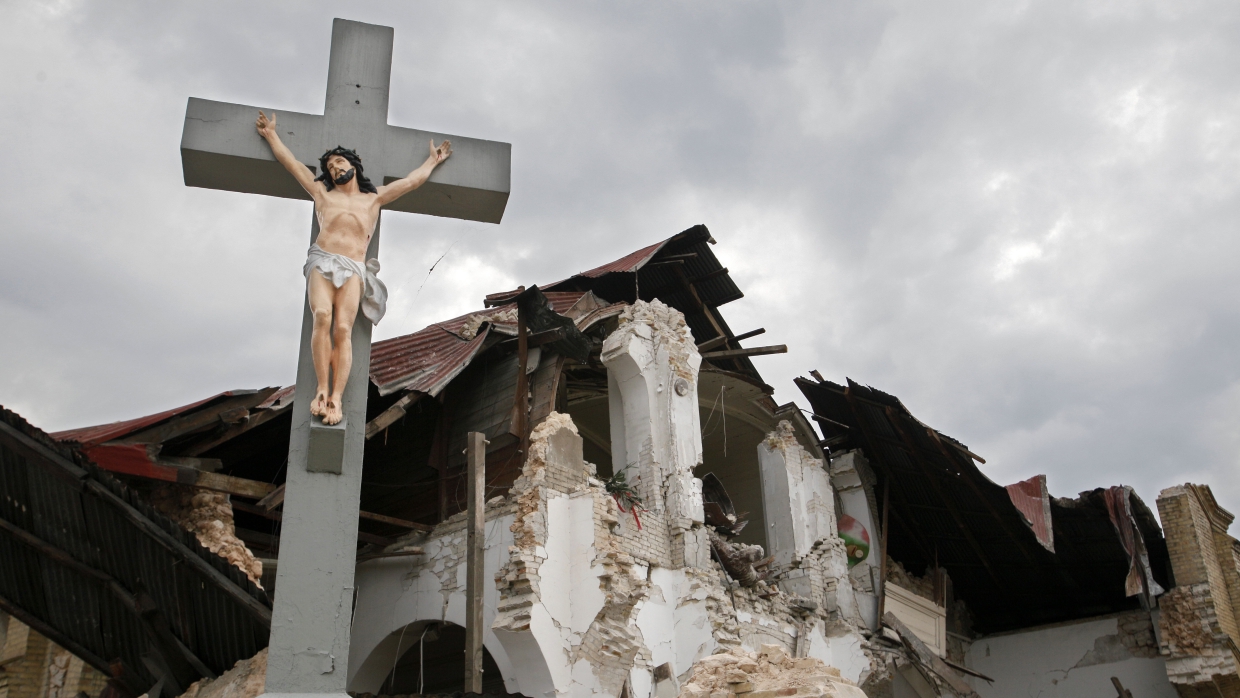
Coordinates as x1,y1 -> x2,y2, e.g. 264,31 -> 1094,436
376,139 -> 452,206
256,111 -> 321,198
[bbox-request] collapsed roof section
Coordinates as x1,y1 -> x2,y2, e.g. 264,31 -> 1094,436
486,224 -> 777,383
796,375 -> 1172,634
0,406 -> 271,698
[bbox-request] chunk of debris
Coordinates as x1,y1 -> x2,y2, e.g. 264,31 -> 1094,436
709,529 -> 773,588
677,645 -> 864,698
458,307 -> 518,339
177,648 -> 266,698
149,484 -> 263,586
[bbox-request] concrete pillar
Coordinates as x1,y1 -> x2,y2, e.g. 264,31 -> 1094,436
758,421 -> 836,569
601,301 -> 709,568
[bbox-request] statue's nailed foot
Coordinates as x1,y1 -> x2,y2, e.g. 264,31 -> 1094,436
310,390 -> 329,418
323,397 -> 344,426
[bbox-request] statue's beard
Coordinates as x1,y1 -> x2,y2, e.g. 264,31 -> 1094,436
332,168 -> 356,186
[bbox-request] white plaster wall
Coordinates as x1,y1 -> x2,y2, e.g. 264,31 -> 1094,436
543,492 -> 608,640
804,622 -> 870,686
348,513 -> 552,697
634,568 -> 716,686
758,433 -> 835,566
965,616 -> 1176,697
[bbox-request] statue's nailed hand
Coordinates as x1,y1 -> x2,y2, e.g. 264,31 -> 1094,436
429,139 -> 452,165
256,111 -> 277,139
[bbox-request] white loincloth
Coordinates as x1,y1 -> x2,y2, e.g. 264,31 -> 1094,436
303,244 -> 388,325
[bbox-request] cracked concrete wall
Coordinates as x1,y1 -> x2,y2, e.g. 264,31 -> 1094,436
964,612 -> 1174,697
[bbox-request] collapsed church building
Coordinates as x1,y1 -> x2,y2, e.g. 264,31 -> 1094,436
4,225 -> 1240,696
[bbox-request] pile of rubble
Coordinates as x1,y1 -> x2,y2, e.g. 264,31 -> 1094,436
177,649 -> 266,698
149,484 -> 264,586
678,644 -> 865,698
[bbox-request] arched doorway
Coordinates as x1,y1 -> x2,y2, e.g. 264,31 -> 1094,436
376,622 -> 516,697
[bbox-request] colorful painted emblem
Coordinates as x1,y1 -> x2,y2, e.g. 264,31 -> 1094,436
838,515 -> 871,568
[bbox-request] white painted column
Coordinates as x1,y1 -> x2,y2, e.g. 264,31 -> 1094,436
758,421 -> 837,568
601,301 -> 709,567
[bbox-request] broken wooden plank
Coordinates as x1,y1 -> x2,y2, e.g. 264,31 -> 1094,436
695,334 -> 731,352
117,389 -> 278,445
231,501 -> 396,547
700,344 -> 788,360
156,455 -> 223,472
181,402 -> 291,457
809,413 -> 853,431
732,327 -> 766,342
188,471 -> 275,499
883,612 -> 980,698
256,483 -> 285,511
358,510 -> 434,532
695,327 -> 765,353
364,392 -> 422,440
356,548 -> 425,563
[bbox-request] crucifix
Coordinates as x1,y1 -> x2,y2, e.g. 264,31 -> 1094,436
180,18 -> 510,698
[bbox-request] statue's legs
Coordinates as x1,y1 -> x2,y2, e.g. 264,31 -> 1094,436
307,270 -> 362,423
328,273 -> 363,425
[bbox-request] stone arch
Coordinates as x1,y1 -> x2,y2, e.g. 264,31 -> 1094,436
348,561 -> 559,698
350,616 -> 557,696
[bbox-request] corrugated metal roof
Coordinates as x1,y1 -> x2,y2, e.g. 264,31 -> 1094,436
369,291 -> 601,397
796,376 -> 1172,633
577,239 -> 668,278
52,392 -> 236,447
0,406 -> 271,696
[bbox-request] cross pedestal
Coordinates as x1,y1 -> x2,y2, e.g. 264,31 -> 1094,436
179,18 -> 510,698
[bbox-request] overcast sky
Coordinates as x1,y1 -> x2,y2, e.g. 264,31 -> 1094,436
4,1 -> 1240,515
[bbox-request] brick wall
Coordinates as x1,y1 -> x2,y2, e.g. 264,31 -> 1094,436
1156,484 -> 1240,694
0,618 -> 108,698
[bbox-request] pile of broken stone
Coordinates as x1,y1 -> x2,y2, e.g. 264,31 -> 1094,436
677,644 -> 864,698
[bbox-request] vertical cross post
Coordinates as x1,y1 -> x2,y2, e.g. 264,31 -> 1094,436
463,432 -> 487,694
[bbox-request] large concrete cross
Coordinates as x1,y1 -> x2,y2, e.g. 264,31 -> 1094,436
179,18 -> 510,698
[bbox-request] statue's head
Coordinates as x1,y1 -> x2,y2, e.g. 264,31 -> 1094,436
315,146 -> 378,194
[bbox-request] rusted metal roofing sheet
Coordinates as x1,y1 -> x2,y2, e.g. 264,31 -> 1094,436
0,406 -> 271,696
576,239 -> 667,278
51,392 -> 237,447
796,376 -> 1172,633
369,291 -> 606,397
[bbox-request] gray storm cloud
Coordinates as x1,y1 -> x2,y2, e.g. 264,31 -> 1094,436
3,0 -> 1239,514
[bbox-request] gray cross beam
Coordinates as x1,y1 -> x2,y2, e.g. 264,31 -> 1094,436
179,18 -> 510,698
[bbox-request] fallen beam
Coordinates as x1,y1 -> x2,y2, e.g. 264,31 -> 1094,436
884,612 -> 980,698
700,344 -> 787,360
358,510 -> 434,532
256,483 -> 285,511
364,392 -> 422,440
231,501 -> 398,546
695,334 -> 730,352
696,327 -> 765,353
181,402 -> 292,457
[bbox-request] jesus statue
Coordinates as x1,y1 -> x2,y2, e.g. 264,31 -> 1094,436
256,110 -> 452,425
